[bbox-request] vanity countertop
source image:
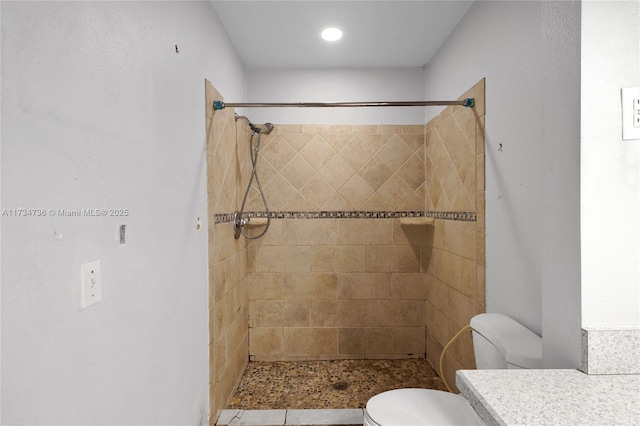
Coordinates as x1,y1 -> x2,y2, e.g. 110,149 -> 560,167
457,369 -> 640,425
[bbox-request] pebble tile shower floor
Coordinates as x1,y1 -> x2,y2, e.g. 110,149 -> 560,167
228,358 -> 447,410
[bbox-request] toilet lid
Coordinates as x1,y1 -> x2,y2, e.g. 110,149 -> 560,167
366,389 -> 480,426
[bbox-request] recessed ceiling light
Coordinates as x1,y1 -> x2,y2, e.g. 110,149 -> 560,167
321,26 -> 343,42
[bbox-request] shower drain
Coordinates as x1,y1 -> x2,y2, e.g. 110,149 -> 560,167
332,381 -> 349,390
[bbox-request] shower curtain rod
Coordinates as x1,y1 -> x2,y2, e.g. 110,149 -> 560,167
213,98 -> 474,110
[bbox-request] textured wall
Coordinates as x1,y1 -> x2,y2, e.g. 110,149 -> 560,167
1,2 -> 245,424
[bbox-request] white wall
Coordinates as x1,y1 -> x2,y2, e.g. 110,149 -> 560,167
245,67 -> 426,124
581,1 -> 640,327
1,1 -> 245,424
425,0 -> 546,334
424,0 -> 583,368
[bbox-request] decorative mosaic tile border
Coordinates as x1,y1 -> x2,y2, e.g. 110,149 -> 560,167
214,210 -> 476,224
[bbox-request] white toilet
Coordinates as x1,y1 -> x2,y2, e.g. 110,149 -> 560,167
363,313 -> 542,426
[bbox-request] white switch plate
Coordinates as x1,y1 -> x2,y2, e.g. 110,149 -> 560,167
80,260 -> 101,309
621,87 -> 640,140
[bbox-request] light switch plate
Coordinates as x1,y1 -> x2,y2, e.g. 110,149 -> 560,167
621,87 -> 640,140
80,260 -> 101,309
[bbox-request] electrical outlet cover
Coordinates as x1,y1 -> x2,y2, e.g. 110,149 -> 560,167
621,87 -> 640,140
80,260 -> 102,309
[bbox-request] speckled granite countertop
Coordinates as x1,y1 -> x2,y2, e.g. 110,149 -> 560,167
457,369 -> 640,425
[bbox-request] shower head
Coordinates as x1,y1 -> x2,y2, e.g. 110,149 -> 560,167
261,123 -> 274,135
249,122 -> 274,135
234,113 -> 274,135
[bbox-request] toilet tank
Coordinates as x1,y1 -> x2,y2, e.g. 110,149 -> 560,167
470,313 -> 542,369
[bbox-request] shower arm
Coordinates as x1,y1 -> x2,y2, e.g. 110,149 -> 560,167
214,98 -> 475,110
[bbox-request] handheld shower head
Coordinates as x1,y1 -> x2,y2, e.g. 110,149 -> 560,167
261,123 -> 274,135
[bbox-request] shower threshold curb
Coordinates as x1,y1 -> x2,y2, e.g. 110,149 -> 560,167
216,408 -> 364,426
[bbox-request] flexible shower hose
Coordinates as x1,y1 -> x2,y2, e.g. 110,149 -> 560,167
237,126 -> 271,239
439,324 -> 472,393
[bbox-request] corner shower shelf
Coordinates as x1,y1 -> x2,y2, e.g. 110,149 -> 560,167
400,217 -> 435,226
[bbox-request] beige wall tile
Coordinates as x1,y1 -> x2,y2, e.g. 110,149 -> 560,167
336,273 -> 391,299
283,300 -> 310,327
444,220 -> 477,260
303,124 -> 331,134
393,327 -> 426,355
366,245 -> 421,273
338,174 -> 375,208
325,133 -> 353,152
338,135 -> 375,171
476,265 -> 486,305
300,174 -> 335,209
359,133 -> 393,151
376,125 -> 402,134
299,134 -> 337,171
260,135 -> 296,170
336,219 -> 392,245
390,299 -> 425,326
283,328 -> 338,354
319,155 -> 356,190
364,328 -> 394,353
280,132 -> 314,151
358,155 -> 394,191
360,192 -> 393,211
426,274 -> 442,306
280,154 -> 316,190
282,219 -> 337,245
249,273 -> 283,300
398,191 -> 425,212
278,124 -> 304,134
282,273 -> 338,300
251,245 -> 313,273
263,174 -> 297,210
312,246 -> 366,272
476,226 -> 485,267
250,300 -> 283,328
397,154 -> 426,191
338,328 -> 365,354
249,328 -> 283,355
352,125 -> 377,134
310,300 -> 365,327
362,300 -> 393,327
378,175 -> 415,210
321,193 -> 355,210
391,273 -> 427,299
378,135 -> 413,170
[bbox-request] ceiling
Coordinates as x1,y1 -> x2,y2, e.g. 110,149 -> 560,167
211,1 -> 474,69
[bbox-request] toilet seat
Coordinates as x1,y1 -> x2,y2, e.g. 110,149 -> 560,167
364,388 -> 482,426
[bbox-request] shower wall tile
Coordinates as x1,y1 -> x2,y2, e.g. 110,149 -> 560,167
425,78 -> 486,393
283,328 -> 338,354
247,124 -> 425,212
312,246 -> 366,272
335,219 -> 392,245
248,217 -> 430,361
365,246 -> 421,273
205,81 -> 250,418
242,79 -> 486,368
250,327 -> 283,355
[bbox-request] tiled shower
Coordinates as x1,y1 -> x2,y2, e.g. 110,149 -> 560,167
206,79 -> 486,418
